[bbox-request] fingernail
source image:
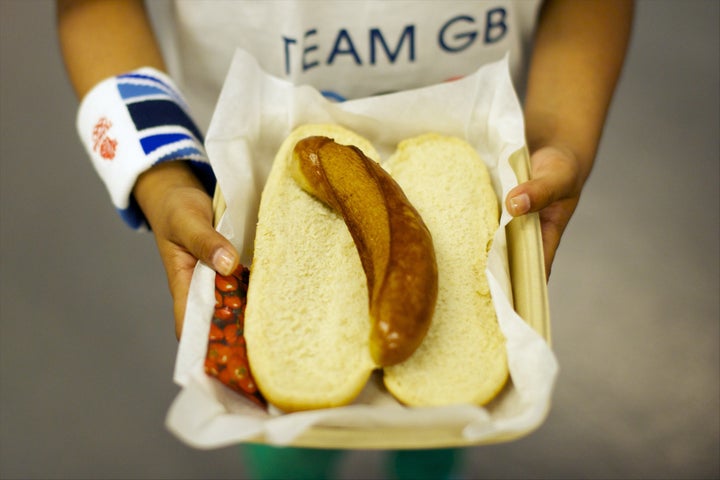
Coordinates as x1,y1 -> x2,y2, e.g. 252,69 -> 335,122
211,247 -> 235,275
509,193 -> 530,216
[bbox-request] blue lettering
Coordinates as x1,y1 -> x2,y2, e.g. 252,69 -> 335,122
283,36 -> 296,75
485,8 -> 507,44
438,15 -> 477,53
302,29 -> 320,71
327,29 -> 362,65
369,25 -> 415,64
321,90 -> 346,102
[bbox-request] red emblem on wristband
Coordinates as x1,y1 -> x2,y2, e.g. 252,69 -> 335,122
92,117 -> 118,160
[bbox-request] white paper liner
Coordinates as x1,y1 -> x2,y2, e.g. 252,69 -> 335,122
166,48 -> 558,449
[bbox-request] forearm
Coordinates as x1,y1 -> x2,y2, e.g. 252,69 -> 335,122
57,0 -> 165,98
57,0 -> 202,217
524,0 -> 634,183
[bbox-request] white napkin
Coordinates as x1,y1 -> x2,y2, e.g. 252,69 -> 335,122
166,48 -> 558,448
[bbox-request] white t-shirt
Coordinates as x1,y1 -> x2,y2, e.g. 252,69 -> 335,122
153,0 -> 542,131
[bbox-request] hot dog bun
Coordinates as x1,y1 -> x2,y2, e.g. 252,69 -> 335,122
382,134 -> 508,406
245,126 -> 507,411
244,125 -> 377,412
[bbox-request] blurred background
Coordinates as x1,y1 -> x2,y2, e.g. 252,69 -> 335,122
1,1 -> 718,478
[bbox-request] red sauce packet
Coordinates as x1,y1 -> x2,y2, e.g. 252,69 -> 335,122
204,265 -> 266,408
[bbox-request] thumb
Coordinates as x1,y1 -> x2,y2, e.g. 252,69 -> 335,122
505,146 -> 581,217
161,210 -> 239,338
173,210 -> 239,276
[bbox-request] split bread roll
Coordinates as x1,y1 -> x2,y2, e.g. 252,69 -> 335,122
244,124 -> 508,411
244,124 -> 377,412
382,134 -> 509,406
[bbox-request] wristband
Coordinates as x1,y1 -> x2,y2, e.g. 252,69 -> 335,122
76,67 -> 215,229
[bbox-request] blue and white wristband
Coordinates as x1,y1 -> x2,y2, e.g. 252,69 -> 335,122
77,67 -> 215,229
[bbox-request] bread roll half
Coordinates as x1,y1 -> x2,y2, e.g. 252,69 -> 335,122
382,134 -> 509,406
244,124 -> 377,412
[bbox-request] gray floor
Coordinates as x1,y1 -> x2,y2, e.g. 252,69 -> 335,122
1,1 -> 718,479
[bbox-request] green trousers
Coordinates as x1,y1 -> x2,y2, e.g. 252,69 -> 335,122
242,444 -> 460,479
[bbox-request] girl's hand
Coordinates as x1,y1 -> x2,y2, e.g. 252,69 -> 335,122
134,161 -> 239,338
506,145 -> 584,278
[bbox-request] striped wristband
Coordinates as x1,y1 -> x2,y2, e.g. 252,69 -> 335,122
76,67 -> 215,229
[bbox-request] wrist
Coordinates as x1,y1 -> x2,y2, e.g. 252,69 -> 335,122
76,67 -> 215,229
135,160 -> 202,205
525,112 -> 596,186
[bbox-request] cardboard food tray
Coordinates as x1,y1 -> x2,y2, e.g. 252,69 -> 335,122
167,52 -> 558,450
210,146 -> 551,450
